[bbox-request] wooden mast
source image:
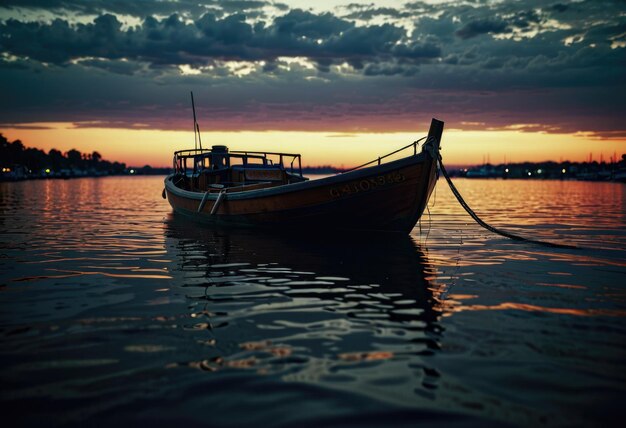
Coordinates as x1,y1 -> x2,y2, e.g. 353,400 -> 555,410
191,92 -> 202,151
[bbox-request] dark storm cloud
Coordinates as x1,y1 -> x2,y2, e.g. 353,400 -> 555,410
79,58 -> 148,75
343,7 -> 413,20
0,0 -> 625,136
454,8 -> 551,40
271,10 -> 352,39
0,10 -> 439,70
0,0 -> 276,18
2,1 -> 623,73
1,14 -> 126,65
455,18 -> 509,40
219,1 -> 270,12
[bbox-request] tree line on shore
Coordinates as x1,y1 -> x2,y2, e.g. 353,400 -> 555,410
1,133 -> 126,178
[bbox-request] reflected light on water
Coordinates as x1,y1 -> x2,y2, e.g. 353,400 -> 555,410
449,302 -> 626,317
0,176 -> 624,427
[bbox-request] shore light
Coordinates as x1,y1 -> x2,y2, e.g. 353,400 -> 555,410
45,168 -> 51,174
562,168 -> 566,174
528,172 -> 532,176
505,168 -> 509,173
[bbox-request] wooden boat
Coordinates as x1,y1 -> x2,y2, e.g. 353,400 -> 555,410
164,118 -> 444,233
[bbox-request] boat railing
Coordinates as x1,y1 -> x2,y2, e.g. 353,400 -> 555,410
229,150 -> 303,176
341,136 -> 428,174
173,148 -> 303,176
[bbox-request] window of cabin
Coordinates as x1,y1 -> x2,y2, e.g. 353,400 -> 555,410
230,156 -> 244,167
246,156 -> 265,165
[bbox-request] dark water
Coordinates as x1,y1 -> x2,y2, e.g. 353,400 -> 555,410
1,176 -> 624,427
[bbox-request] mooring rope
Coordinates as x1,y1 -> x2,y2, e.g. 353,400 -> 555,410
437,154 -> 578,250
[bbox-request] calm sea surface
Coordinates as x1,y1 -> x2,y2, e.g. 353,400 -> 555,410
1,176 -> 624,427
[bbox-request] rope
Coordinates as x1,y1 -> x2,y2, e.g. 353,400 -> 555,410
437,154 -> 578,250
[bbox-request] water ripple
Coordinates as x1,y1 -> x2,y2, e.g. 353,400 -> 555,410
0,177 -> 624,427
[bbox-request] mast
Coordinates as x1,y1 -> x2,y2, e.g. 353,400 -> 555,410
190,91 -> 203,150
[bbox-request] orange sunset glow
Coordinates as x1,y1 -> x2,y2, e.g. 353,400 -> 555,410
2,123 -> 624,168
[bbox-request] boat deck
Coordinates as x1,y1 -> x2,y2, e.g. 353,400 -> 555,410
171,146 -> 307,193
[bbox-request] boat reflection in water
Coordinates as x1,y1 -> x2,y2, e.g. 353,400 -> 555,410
163,214 -> 451,415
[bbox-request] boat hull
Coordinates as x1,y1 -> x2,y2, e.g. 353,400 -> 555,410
165,152 -> 438,234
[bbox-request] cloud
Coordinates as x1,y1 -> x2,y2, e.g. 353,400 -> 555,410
455,19 -> 509,40
0,0 -> 624,137
342,7 -> 413,21
271,9 -> 352,39
77,58 -> 148,75
0,0 -> 275,19
0,10 -> 441,71
0,123 -> 54,130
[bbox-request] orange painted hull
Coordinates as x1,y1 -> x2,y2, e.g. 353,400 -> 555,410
165,152 -> 438,233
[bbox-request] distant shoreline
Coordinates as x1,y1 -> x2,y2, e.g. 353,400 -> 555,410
3,133 -> 624,183
0,166 -> 172,182
3,169 -> 625,184
449,159 -> 626,183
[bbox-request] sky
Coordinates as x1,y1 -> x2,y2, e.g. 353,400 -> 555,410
1,0 -> 624,167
